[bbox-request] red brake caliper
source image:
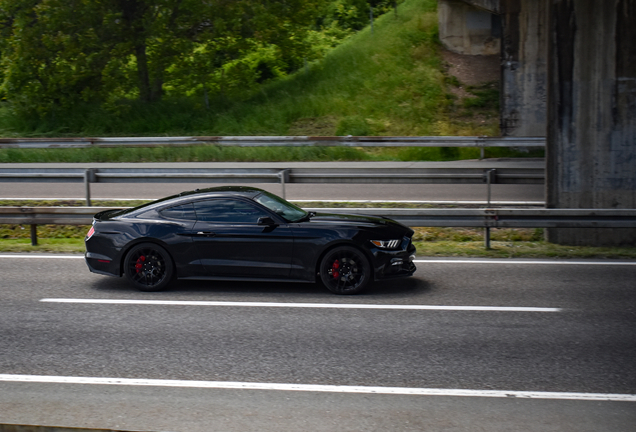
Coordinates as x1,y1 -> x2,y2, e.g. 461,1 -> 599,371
332,259 -> 340,279
135,255 -> 146,273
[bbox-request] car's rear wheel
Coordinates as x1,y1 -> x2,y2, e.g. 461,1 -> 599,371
124,243 -> 174,292
320,246 -> 371,294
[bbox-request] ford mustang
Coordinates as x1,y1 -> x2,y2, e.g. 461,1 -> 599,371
85,186 -> 416,294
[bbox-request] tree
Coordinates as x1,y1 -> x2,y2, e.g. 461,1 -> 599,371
0,0 -> 323,112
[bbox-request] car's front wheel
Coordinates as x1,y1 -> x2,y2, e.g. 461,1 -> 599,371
320,246 -> 371,294
124,243 -> 174,292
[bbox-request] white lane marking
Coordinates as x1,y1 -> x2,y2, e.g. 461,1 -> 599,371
0,374 -> 633,402
40,298 -> 560,312
0,254 -> 83,259
0,254 -> 633,266
415,259 -> 636,266
1,254 -> 633,266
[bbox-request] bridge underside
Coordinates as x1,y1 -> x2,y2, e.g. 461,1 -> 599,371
438,0 -> 636,246
438,0 -> 547,137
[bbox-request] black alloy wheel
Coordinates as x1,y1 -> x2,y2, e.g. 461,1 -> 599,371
124,243 -> 174,292
320,246 -> 371,294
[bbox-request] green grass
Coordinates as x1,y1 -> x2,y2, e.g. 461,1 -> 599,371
0,238 -> 86,253
0,145 -> 543,163
0,0 -> 502,142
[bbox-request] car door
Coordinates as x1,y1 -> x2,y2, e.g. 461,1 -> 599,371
154,202 -> 202,277
191,198 -> 294,278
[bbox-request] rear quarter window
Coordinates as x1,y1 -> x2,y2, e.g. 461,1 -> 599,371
160,203 -> 197,221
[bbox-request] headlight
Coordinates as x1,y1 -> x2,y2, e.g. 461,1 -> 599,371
371,239 -> 401,249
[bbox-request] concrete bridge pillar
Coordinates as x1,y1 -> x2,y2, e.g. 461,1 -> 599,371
546,0 -> 636,245
438,0 -> 501,55
437,0 -> 548,136
499,0 -> 548,136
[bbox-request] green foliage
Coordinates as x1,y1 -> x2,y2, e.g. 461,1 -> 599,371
320,0 -> 369,31
0,0 -> 324,114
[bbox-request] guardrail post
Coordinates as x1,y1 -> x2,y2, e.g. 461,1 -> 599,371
484,170 -> 496,249
485,169 -> 496,205
30,224 -> 37,246
484,226 -> 491,249
279,169 -> 290,199
84,169 -> 95,206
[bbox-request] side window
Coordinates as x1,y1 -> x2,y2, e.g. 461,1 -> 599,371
194,199 -> 269,224
160,203 -> 196,221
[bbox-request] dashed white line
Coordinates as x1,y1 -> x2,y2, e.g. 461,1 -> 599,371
0,374 -> 633,402
0,254 -> 84,259
40,298 -> 561,312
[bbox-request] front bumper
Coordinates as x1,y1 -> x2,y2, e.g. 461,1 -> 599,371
372,239 -> 417,281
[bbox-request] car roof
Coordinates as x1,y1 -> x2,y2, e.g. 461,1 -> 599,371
176,185 -> 265,200
117,186 -> 267,217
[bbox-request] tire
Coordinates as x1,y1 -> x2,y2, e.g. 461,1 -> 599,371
319,246 -> 371,295
124,243 -> 174,292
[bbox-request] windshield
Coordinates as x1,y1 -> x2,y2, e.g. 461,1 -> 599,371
254,191 -> 308,222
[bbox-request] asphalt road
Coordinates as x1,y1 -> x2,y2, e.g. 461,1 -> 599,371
0,182 -> 545,203
1,256 -> 634,431
0,160 -> 546,202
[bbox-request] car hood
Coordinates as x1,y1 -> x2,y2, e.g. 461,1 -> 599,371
309,212 -> 386,224
307,212 -> 414,234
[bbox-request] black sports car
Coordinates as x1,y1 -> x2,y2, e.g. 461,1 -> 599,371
85,186 -> 416,294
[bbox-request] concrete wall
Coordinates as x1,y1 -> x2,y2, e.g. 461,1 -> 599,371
546,0 -> 636,245
438,0 -> 501,55
462,0 -> 501,13
499,0 -> 548,137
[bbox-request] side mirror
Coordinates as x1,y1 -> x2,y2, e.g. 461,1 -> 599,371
258,216 -> 277,226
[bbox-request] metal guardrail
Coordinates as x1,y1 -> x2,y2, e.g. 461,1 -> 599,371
0,166 -> 544,204
2,206 -> 634,228
2,206 -> 635,246
0,167 -> 544,183
0,136 -> 546,149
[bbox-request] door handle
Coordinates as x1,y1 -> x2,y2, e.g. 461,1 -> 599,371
195,231 -> 216,237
